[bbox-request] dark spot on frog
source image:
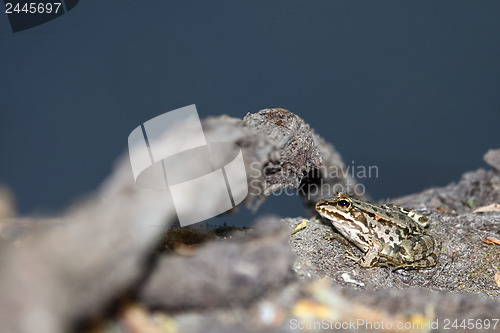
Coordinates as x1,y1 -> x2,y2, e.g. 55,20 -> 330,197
385,229 -> 390,235
395,229 -> 401,236
367,212 -> 375,218
389,236 -> 394,241
378,218 -> 389,225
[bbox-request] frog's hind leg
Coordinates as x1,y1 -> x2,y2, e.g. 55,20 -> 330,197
392,255 -> 438,271
396,234 -> 441,269
358,242 -> 392,268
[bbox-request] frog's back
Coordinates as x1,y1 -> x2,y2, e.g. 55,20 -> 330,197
350,198 -> 423,233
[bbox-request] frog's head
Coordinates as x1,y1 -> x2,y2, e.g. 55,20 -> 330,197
315,192 -> 369,244
315,192 -> 353,216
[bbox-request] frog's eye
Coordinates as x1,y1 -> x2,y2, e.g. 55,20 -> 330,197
338,199 -> 351,209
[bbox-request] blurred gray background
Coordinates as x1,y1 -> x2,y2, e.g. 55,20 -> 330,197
1,1 -> 499,224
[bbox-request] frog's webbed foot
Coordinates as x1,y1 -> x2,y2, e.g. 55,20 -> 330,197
346,248 -> 383,268
357,244 -> 388,268
344,248 -> 362,264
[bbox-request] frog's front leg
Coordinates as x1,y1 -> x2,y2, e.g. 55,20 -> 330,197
342,235 -> 382,267
358,239 -> 388,268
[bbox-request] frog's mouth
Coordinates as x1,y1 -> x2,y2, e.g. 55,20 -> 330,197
316,205 -> 349,223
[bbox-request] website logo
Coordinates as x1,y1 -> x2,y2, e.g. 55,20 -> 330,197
128,105 -> 248,226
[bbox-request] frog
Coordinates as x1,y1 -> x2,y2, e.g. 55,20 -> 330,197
315,192 -> 440,269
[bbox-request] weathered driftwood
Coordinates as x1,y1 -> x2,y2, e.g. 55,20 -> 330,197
0,109 -> 499,333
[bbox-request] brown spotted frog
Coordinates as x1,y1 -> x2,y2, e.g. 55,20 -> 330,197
315,192 -> 440,269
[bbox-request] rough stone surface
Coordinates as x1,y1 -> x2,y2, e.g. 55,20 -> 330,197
0,109 -> 351,333
300,133 -> 368,213
242,108 -> 322,194
484,148 -> 500,172
0,109 -> 499,333
139,217 -> 294,310
392,168 -> 500,214
240,109 -> 322,207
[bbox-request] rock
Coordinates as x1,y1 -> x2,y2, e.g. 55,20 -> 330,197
1,109 -> 499,333
0,186 -> 15,220
392,167 -> 500,213
484,148 -> 500,172
139,217 -> 294,309
0,108 -> 342,333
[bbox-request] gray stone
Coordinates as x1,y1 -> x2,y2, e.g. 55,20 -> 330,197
484,148 -> 500,171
